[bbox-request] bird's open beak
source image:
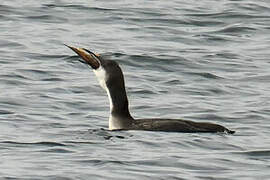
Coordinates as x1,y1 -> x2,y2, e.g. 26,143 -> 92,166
65,45 -> 100,69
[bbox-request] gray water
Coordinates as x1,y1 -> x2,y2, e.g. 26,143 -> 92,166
1,0 -> 270,179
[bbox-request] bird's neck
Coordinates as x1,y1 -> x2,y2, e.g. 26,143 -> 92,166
105,82 -> 133,130
94,66 -> 133,130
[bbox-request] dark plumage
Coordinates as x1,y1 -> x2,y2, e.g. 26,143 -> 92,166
66,45 -> 235,134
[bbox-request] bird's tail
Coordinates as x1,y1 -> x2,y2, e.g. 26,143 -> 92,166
225,128 -> 235,134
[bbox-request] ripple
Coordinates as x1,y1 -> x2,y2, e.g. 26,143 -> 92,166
243,150 -> 270,157
216,24 -> 257,34
24,14 -> 68,23
187,72 -> 223,79
234,150 -> 270,158
1,1 -> 270,179
40,148 -> 74,153
0,141 -> 67,147
0,40 -> 26,48
41,77 -> 63,82
0,4 -> 16,14
43,4 -> 117,12
0,110 -> 14,115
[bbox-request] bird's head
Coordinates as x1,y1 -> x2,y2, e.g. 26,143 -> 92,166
65,44 -> 101,69
66,45 -> 125,92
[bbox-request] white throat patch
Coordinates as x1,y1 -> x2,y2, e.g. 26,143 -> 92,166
93,66 -> 107,90
93,67 -> 116,130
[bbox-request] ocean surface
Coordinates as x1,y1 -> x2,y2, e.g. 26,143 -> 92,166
1,0 -> 270,179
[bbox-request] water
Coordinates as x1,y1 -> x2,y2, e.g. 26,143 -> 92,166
1,0 -> 270,179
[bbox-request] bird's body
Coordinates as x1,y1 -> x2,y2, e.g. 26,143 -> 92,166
66,45 -> 235,134
112,117 -> 233,133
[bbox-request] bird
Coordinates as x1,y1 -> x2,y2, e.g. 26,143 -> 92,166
66,45 -> 235,134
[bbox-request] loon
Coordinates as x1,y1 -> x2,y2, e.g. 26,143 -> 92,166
66,45 -> 235,134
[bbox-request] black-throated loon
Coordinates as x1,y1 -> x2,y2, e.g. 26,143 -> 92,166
66,45 -> 235,134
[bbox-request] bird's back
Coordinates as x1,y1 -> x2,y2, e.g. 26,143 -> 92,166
130,118 -> 235,134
